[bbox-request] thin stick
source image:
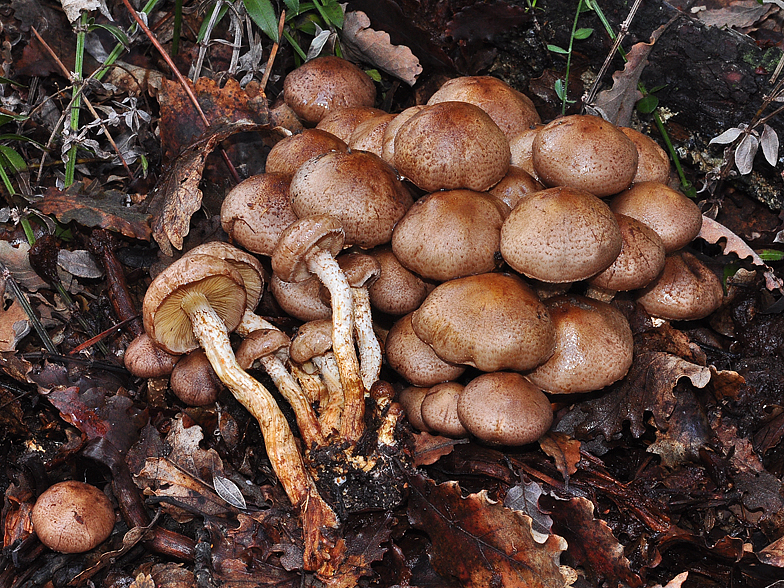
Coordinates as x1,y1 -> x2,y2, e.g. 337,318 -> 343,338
260,10 -> 285,91
118,0 -> 242,184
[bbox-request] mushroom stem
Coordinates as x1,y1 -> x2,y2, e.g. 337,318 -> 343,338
236,309 -> 279,337
306,248 -> 366,443
314,352 -> 344,434
351,286 -> 382,390
179,290 -> 336,526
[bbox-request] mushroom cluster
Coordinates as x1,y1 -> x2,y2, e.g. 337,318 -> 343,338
122,56 -> 726,576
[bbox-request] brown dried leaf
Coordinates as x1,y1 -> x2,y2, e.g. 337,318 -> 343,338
0,278 -> 29,352
757,534 -> 784,567
548,496 -> 643,588
412,431 -> 468,466
318,515 -> 393,587
34,186 -> 152,241
648,387 -> 712,468
0,241 -> 53,292
341,11 -> 423,86
590,22 -> 669,127
503,479 -> 554,539
0,351 -> 32,383
407,473 -> 567,588
697,0 -> 774,29
538,431 -> 580,481
129,573 -> 155,588
556,352 -> 711,442
145,119 -> 266,256
698,215 -> 783,290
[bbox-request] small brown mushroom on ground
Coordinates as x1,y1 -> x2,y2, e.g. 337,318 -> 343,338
457,372 -> 552,445
348,112 -> 397,157
380,105 -> 427,167
635,251 -> 724,321
533,114 -> 638,197
316,106 -> 387,141
271,274 -> 333,322
265,129 -> 348,178
620,126 -> 671,184
398,385 -> 431,432
283,56 -> 376,124
488,165 -> 545,211
170,349 -> 223,406
367,245 -> 434,316
420,382 -> 468,438
32,480 -> 115,553
526,294 -> 634,394
124,332 -> 180,378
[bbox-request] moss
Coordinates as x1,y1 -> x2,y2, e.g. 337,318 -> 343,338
741,46 -> 782,72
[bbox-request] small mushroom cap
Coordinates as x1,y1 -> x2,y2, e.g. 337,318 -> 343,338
290,150 -> 413,248
271,215 -> 345,283
394,101 -> 511,192
270,273 -> 332,322
348,113 -> 397,156
124,332 -> 180,378
32,480 -> 115,553
185,241 -> 267,310
588,213 -> 666,292
386,312 -> 466,387
609,182 -> 703,253
488,165 -> 545,212
527,294 -> 634,394
367,245 -> 433,315
265,129 -> 348,177
316,106 -> 387,142
457,372 -> 552,446
420,382 -> 468,437
170,349 -> 224,406
289,319 -> 333,364
500,186 -> 623,283
337,252 -> 381,289
411,272 -> 556,372
236,328 -> 291,370
220,173 -> 298,257
427,76 -> 541,141
143,254 -> 247,355
533,114 -> 638,197
381,105 -> 427,166
398,385 -> 431,431
635,251 -> 724,320
283,56 -> 376,124
620,127 -> 671,184
509,126 -> 542,178
392,189 -> 506,281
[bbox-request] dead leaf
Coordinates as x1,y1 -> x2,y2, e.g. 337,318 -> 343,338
0,241 -> 49,291
698,214 -> 783,290
144,119 -> 267,256
503,479 -> 554,540
341,11 -> 423,86
318,515 -> 393,587
407,473 -> 567,588
105,61 -> 165,97
546,496 -> 643,588
34,186 -> 152,241
648,386 -> 713,468
757,534 -> 784,567
589,22 -> 669,127
0,276 -> 29,352
538,431 -> 581,482
412,431 -> 468,466
697,1 -> 774,29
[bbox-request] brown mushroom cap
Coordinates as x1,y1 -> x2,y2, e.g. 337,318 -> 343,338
386,312 -> 466,387
367,245 -> 433,315
532,114 -> 638,197
283,56 -> 376,124
271,215 -> 345,284
427,76 -> 541,141
170,349 -> 224,406
609,182 -> 703,253
509,126 -> 541,179
391,189 -> 506,281
635,251 -> 724,320
185,241 -> 266,311
124,332 -> 180,378
398,385 -> 431,431
500,186 -> 623,283
143,255 -> 247,355
488,165 -> 545,211
270,273 -> 332,322
420,382 -> 468,437
411,272 -> 555,372
289,319 -> 334,364
620,127 -> 671,184
457,372 -> 552,445
290,150 -> 413,249
394,101 -> 511,192
236,328 -> 291,370
526,294 -> 634,394
348,113 -> 397,156
381,105 -> 426,166
587,213 -> 666,293
32,481 -> 115,553
316,106 -> 387,142
265,129 -> 348,177
220,173 -> 298,257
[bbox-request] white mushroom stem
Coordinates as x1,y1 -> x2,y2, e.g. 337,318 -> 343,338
178,290 -> 337,529
236,310 -> 279,337
290,361 -> 329,407
257,354 -> 326,448
306,248 -> 366,442
351,286 -> 382,390
314,352 -> 343,435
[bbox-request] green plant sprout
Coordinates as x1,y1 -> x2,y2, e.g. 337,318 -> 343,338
547,0 -> 593,114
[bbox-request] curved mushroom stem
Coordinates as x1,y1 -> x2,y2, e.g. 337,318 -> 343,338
178,291 -> 338,569
313,352 -> 344,435
306,248 -> 366,443
351,286 -> 382,390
